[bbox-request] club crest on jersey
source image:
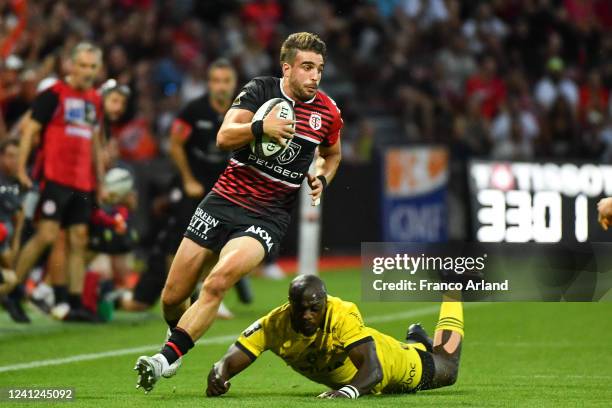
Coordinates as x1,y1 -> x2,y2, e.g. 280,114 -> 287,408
276,140 -> 302,165
309,113 -> 322,130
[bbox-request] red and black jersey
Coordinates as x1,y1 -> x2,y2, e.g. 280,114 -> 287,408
169,93 -> 228,186
31,80 -> 102,192
212,76 -> 343,218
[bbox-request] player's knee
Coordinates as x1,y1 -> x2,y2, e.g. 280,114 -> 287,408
161,284 -> 184,308
201,272 -> 232,302
2,270 -> 17,289
68,227 -> 88,250
37,225 -> 60,245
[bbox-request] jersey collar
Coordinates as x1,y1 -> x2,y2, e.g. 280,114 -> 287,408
280,78 -> 316,104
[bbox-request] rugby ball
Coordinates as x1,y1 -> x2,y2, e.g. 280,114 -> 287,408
250,98 -> 295,160
104,167 -> 134,198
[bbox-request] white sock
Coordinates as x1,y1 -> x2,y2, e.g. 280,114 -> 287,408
153,353 -> 170,373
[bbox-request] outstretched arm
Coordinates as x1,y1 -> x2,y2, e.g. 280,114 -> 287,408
318,340 -> 383,399
206,343 -> 256,397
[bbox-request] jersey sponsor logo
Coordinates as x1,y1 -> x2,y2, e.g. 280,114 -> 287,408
66,125 -> 93,139
187,207 -> 219,239
243,320 -> 262,337
246,225 -> 274,252
309,113 -> 322,131
276,140 -> 302,165
64,98 -> 97,126
402,362 -> 418,389
246,154 -> 304,181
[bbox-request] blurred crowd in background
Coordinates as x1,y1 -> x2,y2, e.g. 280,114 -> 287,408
1,0 -> 612,237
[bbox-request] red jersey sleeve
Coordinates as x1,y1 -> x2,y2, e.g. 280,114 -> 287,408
322,97 -> 343,147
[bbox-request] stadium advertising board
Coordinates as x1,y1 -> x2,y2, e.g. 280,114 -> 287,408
381,146 -> 449,243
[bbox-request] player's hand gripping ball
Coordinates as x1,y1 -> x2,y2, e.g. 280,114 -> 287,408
250,98 -> 295,160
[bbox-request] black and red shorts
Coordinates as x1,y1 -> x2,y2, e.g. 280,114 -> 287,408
183,192 -> 288,259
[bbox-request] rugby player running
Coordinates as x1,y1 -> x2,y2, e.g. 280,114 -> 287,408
134,32 -> 342,392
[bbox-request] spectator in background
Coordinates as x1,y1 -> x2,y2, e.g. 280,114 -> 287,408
462,2 -> 508,55
578,69 -> 609,127
491,96 -> 539,160
0,55 -> 24,127
0,139 -> 24,271
466,55 -> 506,121
354,119 -> 375,163
0,139 -> 21,296
534,57 -> 579,113
399,0 -> 449,30
436,35 -> 477,102
539,97 -> 579,158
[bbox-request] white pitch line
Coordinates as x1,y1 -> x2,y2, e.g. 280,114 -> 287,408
0,304 -> 481,374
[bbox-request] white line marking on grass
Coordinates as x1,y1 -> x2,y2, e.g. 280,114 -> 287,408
0,303 -> 485,373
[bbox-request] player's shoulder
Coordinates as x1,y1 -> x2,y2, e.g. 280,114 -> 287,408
314,90 -> 342,118
242,76 -> 280,94
260,302 -> 292,327
326,295 -> 362,329
250,76 -> 280,87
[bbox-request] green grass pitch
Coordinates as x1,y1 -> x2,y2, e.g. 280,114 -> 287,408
1,269 -> 611,407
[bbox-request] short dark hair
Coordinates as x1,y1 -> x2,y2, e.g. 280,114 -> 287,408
280,32 -> 326,65
0,138 -> 18,154
207,58 -> 236,77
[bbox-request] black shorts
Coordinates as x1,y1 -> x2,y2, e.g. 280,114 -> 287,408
184,192 -> 288,259
38,181 -> 94,227
415,348 -> 435,391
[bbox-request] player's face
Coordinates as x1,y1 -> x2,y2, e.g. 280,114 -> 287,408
71,51 -> 101,90
208,67 -> 237,103
285,50 -> 324,101
104,91 -> 128,122
0,144 -> 19,177
290,296 -> 327,336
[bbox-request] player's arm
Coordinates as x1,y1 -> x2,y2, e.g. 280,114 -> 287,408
216,107 -> 294,151
168,119 -> 204,198
92,127 -> 106,201
16,117 -> 42,189
307,140 -> 341,205
19,90 -> 58,188
318,340 -> 383,399
206,343 -> 257,397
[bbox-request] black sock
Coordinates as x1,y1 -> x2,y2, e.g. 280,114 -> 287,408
165,317 -> 180,330
8,284 -> 25,302
68,294 -> 82,309
53,285 -> 69,305
160,327 -> 194,365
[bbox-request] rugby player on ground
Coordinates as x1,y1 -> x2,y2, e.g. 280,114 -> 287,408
207,275 -> 464,399
134,32 -> 342,392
